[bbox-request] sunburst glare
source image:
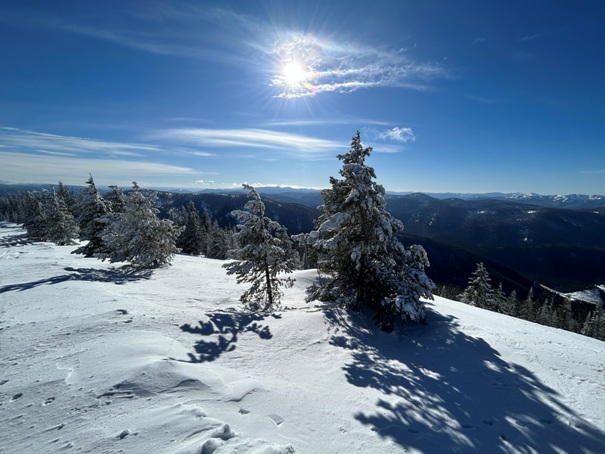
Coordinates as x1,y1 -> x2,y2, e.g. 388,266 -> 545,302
269,33 -> 443,99
283,61 -> 305,85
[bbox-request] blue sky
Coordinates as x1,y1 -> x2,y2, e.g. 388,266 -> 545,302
1,0 -> 604,195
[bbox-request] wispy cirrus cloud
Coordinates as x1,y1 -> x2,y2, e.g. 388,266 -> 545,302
261,117 -> 392,127
269,33 -> 446,98
155,128 -> 340,153
0,151 -> 195,186
0,126 -> 159,157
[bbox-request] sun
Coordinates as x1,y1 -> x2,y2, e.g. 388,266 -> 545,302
283,61 -> 305,85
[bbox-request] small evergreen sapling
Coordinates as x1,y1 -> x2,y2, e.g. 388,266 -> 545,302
223,184 -> 295,312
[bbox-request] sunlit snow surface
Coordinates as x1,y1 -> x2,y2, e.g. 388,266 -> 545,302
1,222 -> 604,453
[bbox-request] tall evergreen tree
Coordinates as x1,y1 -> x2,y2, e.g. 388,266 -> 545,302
44,192 -> 80,245
177,201 -> 206,255
520,288 -> 537,322
581,302 -> 604,340
223,184 -> 295,312
101,182 -> 182,268
55,181 -> 77,215
502,289 -> 519,317
307,132 -> 434,331
459,262 -> 495,309
73,174 -> 111,257
493,282 -> 507,313
206,220 -> 231,259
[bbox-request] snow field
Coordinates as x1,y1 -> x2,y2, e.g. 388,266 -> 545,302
1,223 -> 604,453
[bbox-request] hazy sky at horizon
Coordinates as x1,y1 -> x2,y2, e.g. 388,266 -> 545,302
1,0 -> 604,195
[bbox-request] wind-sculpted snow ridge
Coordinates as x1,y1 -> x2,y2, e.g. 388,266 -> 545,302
1,222 -> 604,453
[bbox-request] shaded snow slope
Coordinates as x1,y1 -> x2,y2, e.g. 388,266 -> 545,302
1,222 -> 604,453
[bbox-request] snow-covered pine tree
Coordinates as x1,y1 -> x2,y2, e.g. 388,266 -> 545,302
459,262 -> 495,309
23,191 -> 79,245
23,192 -> 49,241
105,185 -> 126,214
307,131 -> 434,331
73,174 -> 111,257
502,289 -> 519,316
55,181 -> 77,216
581,302 -> 604,340
223,184 -> 295,312
206,220 -> 231,259
520,288 -> 537,322
43,192 -> 80,245
177,201 -> 206,255
100,182 -> 182,268
493,282 -> 507,313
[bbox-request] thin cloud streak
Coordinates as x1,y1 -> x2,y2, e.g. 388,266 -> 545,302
156,128 -> 340,153
0,5 -> 254,64
262,118 -> 392,127
579,169 -> 605,174
0,152 -> 196,186
0,127 -> 159,157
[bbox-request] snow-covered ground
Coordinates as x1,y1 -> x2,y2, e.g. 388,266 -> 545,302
1,222 -> 604,454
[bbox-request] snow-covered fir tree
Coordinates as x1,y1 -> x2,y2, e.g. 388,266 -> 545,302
55,181 -> 77,215
520,288 -> 537,322
493,282 -> 507,313
307,132 -> 434,331
581,302 -> 604,340
206,221 -> 234,260
459,262 -> 495,309
73,174 -> 111,257
23,191 -> 80,245
100,182 -> 182,268
502,289 -> 519,316
176,201 -> 206,255
223,184 -> 295,312
105,185 -> 126,214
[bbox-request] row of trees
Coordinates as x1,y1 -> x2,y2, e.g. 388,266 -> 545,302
458,262 -> 605,341
0,176 -> 240,267
0,132 -> 436,331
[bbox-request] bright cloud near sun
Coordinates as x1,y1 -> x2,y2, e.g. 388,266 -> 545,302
379,127 -> 416,143
270,33 -> 444,99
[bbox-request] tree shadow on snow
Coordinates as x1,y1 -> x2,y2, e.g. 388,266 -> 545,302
0,266 -> 153,293
175,310 -> 274,363
0,229 -> 34,248
325,303 -> 605,453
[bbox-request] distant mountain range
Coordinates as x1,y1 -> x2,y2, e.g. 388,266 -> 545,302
2,183 -> 604,294
154,189 -> 605,294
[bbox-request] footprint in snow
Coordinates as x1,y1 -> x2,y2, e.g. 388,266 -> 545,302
268,414 -> 285,426
43,397 -> 55,406
11,393 -> 23,401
